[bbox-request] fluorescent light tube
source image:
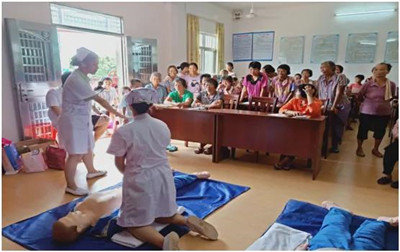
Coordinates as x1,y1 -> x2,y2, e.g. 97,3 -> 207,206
335,9 -> 396,16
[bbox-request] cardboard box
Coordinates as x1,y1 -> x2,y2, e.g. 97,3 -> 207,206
14,138 -> 55,154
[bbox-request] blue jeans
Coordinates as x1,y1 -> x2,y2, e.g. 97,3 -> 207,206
309,207 -> 387,250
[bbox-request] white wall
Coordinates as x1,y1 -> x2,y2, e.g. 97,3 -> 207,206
231,2 -> 398,84
2,2 -> 232,141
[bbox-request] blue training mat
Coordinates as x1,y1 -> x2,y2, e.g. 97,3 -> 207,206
2,171 -> 250,250
275,199 -> 398,250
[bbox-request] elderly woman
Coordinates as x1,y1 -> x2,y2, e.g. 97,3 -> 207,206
164,78 -> 193,108
58,47 -> 127,196
275,84 -> 322,170
356,63 -> 396,157
193,78 -> 224,155
270,64 -> 296,107
240,61 -> 268,102
145,72 -> 168,104
316,61 -> 351,153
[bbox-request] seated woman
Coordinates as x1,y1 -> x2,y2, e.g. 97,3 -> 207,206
52,171 -> 213,245
193,78 -> 224,155
164,78 -> 193,108
217,76 -> 241,95
297,201 -> 398,250
275,84 -> 322,170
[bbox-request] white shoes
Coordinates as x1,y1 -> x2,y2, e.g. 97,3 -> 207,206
163,231 -> 180,250
186,216 -> 218,240
86,170 -> 107,179
65,187 -> 89,196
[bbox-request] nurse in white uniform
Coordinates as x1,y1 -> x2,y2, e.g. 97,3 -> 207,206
107,88 -> 218,250
58,47 -> 127,196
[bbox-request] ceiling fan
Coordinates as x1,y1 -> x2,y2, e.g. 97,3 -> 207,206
245,2 -> 256,19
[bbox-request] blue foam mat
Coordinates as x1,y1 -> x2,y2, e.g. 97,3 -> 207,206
275,199 -> 398,250
3,171 -> 250,250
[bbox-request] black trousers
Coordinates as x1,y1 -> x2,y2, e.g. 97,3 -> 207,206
383,139 -> 398,175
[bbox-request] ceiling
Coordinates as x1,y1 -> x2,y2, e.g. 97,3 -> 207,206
211,2 -> 306,11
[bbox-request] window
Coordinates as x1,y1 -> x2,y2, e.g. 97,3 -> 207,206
50,3 -> 123,34
199,32 -> 217,74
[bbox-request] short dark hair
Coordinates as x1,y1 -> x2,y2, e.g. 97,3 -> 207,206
262,64 -> 275,73
206,78 -> 219,88
174,77 -> 187,89
167,65 -> 178,75
321,61 -> 336,72
226,62 -> 234,68
61,71 -> 71,87
295,73 -> 301,78
248,61 -> 261,70
297,84 -> 317,98
355,74 -> 365,81
178,62 -> 189,70
301,69 -> 313,77
277,64 -> 291,75
378,62 -> 392,72
189,62 -> 198,69
130,78 -> 142,86
222,75 -> 233,84
102,77 -> 112,82
131,103 -> 151,114
335,64 -> 344,73
200,74 -> 212,83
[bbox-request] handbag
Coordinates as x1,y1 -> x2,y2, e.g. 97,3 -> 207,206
3,144 -> 22,170
46,145 -> 67,170
21,149 -> 47,173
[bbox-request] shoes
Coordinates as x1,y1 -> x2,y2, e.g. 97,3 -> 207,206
204,147 -> 212,155
166,144 -> 178,152
163,232 -> 180,250
65,187 -> 89,196
356,148 -> 365,157
186,216 -> 218,240
330,147 -> 340,153
377,176 -> 392,185
194,148 -> 204,154
371,149 -> 383,158
391,181 -> 398,189
87,170 -> 107,179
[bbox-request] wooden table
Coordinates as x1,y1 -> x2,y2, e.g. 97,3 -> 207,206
212,109 -> 326,179
151,107 -> 216,161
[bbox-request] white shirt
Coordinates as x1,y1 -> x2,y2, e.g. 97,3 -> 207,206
45,87 -> 62,128
107,113 -> 177,227
58,69 -> 98,154
99,88 -> 118,106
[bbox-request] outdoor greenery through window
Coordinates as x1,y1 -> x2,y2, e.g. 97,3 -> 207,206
50,3 -> 123,34
199,32 -> 217,74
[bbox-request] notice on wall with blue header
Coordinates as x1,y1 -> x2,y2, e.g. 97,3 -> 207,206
310,34 -> 339,64
252,31 -> 274,61
345,32 -> 378,63
384,31 -> 398,63
279,36 -> 304,64
233,33 -> 253,61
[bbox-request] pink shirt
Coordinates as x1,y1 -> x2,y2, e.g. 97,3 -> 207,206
348,83 -> 362,94
271,76 -> 295,105
359,80 -> 396,116
243,73 -> 268,98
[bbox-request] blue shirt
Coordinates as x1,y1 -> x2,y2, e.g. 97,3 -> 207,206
144,83 -> 168,104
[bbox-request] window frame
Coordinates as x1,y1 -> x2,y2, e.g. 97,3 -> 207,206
199,32 -> 217,74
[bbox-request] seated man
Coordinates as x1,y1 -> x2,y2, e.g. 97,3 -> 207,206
296,201 -> 398,250
193,78 -> 224,155
52,171 -> 214,246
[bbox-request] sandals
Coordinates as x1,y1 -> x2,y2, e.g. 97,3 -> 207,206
356,148 -> 365,157
166,144 -> 178,152
87,170 -> 107,179
372,149 -> 383,158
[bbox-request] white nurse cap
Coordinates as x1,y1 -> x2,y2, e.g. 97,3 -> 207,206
125,88 -> 159,105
